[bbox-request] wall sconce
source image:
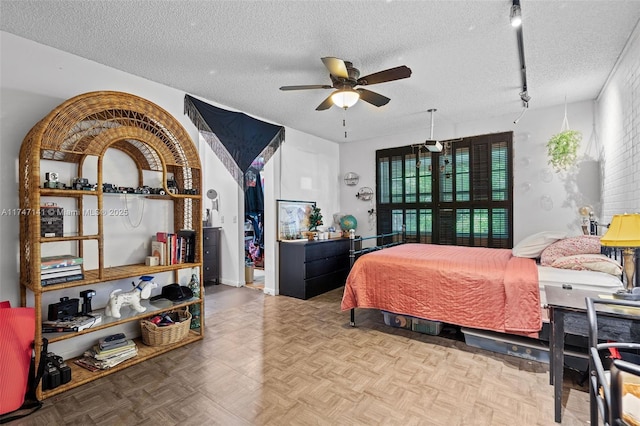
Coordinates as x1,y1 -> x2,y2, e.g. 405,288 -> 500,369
344,172 -> 360,186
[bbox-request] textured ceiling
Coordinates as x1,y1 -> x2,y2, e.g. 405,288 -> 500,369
1,1 -> 639,143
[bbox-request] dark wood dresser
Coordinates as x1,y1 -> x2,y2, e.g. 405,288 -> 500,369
203,227 -> 221,285
278,238 -> 350,299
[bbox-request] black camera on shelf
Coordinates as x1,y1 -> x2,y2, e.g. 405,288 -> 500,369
42,352 -> 71,390
148,187 -> 166,196
72,177 -> 89,190
47,296 -> 79,321
181,188 -> 198,195
102,183 -> 117,193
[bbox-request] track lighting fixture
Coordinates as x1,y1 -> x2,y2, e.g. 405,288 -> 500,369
510,0 -> 522,27
424,109 -> 442,152
511,0 -> 529,110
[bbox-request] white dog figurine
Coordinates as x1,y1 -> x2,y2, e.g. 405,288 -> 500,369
105,278 -> 157,318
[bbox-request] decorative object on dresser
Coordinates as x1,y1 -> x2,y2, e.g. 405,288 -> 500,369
279,238 -> 350,300
277,199 -> 315,241
600,213 -> 640,300
18,91 -> 204,400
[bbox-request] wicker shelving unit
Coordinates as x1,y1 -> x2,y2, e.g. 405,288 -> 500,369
18,91 -> 203,399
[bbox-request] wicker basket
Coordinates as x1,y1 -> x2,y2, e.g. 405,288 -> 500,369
140,309 -> 192,346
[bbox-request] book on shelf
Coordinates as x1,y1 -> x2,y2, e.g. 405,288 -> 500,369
88,339 -> 137,360
154,230 -> 195,265
42,314 -> 101,332
151,237 -> 166,266
41,273 -> 85,286
75,347 -> 138,370
98,333 -> 127,350
177,229 -> 196,263
40,254 -> 83,270
40,265 -> 83,278
99,338 -> 129,352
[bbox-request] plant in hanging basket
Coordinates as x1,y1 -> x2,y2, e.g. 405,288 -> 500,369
546,129 -> 582,171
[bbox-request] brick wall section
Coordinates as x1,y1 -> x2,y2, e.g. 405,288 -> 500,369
598,23 -> 640,221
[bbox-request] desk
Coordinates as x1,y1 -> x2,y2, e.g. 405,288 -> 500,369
546,286 -> 640,423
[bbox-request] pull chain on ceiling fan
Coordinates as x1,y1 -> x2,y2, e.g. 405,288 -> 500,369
279,57 -> 412,111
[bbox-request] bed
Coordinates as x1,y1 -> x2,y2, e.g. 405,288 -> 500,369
341,231 -> 629,338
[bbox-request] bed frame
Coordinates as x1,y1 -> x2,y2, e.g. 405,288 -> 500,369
346,228 -> 639,328
348,226 -> 406,326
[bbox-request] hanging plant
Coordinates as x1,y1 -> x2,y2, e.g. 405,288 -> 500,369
547,129 -> 582,171
546,99 -> 582,171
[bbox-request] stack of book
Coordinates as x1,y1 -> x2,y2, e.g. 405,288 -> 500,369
41,254 -> 84,286
75,335 -> 138,371
150,230 -> 195,266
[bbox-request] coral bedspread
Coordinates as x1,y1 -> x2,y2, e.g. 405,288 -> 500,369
341,243 -> 541,335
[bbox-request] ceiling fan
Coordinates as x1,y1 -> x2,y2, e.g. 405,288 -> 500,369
279,57 -> 412,111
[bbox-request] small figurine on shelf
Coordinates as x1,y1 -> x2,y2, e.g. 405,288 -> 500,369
188,272 -> 201,329
105,276 -> 157,319
308,205 -> 323,232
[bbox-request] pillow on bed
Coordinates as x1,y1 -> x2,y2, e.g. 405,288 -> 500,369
540,235 -> 601,266
550,253 -> 622,277
512,231 -> 567,258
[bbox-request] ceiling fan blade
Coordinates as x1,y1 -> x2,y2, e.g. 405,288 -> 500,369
315,93 -> 334,111
357,65 -> 412,86
321,57 -> 349,79
280,84 -> 333,91
357,88 -> 390,107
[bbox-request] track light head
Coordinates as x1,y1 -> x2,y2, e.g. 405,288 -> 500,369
424,140 -> 443,153
520,91 -> 531,102
510,1 -> 522,27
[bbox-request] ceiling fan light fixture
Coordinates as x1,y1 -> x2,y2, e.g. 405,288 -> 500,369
510,1 -> 522,27
331,88 -> 360,109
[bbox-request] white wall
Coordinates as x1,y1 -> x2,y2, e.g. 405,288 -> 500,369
597,22 -> 640,221
340,101 -> 601,244
199,125 -> 342,295
0,32 -> 341,356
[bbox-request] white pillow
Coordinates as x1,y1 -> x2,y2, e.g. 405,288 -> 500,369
512,231 -> 567,258
551,254 -> 623,277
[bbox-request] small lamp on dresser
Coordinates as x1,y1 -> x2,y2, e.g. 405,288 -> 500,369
600,213 -> 640,300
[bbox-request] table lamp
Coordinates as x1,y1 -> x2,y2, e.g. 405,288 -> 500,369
600,213 -> 640,300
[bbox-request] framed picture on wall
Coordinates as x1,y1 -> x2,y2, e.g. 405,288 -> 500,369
276,199 -> 315,241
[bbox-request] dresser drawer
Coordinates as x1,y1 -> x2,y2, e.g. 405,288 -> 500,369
305,256 -> 349,279
304,239 -> 349,261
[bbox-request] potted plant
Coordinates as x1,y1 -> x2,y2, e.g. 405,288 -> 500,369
308,206 -> 323,232
546,129 -> 582,171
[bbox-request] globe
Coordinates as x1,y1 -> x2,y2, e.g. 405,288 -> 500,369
339,215 -> 358,232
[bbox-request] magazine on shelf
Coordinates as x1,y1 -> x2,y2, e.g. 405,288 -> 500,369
40,254 -> 83,270
42,314 -> 101,332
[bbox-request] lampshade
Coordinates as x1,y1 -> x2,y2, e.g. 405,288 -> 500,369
600,213 -> 640,247
331,89 -> 360,109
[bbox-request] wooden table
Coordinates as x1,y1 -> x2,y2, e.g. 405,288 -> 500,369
546,285 -> 640,423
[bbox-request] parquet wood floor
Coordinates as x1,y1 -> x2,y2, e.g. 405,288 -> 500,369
11,285 -> 590,425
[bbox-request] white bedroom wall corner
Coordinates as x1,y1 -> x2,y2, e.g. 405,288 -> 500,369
597,21 -> 640,220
